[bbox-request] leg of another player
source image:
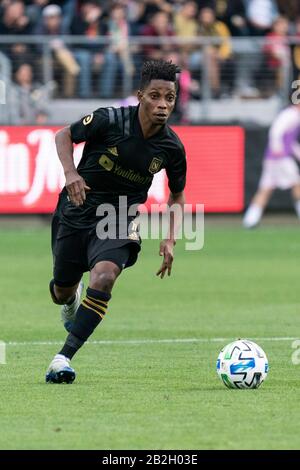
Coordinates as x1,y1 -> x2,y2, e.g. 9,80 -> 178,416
243,188 -> 273,228
291,184 -> 300,218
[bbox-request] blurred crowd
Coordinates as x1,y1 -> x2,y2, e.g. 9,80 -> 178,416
1,0 -> 300,123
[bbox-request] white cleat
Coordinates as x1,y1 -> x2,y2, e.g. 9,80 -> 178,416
61,280 -> 84,332
45,354 -> 76,384
243,205 -> 263,229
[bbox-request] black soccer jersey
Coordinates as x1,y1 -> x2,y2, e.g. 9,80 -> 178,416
57,105 -> 186,230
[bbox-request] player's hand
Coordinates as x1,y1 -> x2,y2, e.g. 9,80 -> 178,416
156,239 -> 176,279
65,170 -> 91,207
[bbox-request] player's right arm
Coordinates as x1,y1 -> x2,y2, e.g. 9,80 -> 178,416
56,108 -> 110,205
56,108 -> 110,207
55,126 -> 91,207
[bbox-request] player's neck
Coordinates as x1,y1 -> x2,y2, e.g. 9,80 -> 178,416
138,107 -> 164,139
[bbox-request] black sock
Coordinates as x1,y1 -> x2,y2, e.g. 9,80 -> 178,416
59,288 -> 111,360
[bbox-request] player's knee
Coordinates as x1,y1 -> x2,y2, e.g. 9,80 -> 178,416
53,289 -> 74,305
51,292 -> 69,305
90,271 -> 117,293
49,280 -> 77,305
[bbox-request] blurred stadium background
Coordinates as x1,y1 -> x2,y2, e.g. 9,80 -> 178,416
2,0 -> 300,451
1,0 -> 300,214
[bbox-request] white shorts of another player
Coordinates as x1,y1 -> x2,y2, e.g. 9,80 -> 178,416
259,157 -> 300,190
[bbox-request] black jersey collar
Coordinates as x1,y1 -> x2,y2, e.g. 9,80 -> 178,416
133,104 -> 167,140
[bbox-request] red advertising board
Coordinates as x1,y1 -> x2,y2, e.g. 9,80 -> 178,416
0,126 -> 244,213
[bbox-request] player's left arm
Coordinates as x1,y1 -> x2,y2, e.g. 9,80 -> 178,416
156,190 -> 186,279
157,141 -> 187,279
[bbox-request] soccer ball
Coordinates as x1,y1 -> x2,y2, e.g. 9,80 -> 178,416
216,339 -> 269,389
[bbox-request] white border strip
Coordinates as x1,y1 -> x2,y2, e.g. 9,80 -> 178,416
6,337 -> 298,346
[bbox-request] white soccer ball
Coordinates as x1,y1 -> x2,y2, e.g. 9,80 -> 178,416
216,339 -> 269,389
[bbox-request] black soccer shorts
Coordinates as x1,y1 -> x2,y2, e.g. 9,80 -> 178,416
51,222 -> 141,288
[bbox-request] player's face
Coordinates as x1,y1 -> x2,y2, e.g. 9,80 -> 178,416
138,80 -> 176,125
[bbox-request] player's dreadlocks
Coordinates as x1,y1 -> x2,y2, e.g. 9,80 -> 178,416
139,60 -> 181,90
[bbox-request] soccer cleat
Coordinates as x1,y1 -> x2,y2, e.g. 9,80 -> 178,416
61,280 -> 84,332
243,205 -> 263,229
46,354 -> 76,384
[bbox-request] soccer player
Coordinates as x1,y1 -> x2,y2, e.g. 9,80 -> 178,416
46,60 -> 187,383
243,103 -> 300,228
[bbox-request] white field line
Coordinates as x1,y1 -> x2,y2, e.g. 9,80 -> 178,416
5,337 -> 299,346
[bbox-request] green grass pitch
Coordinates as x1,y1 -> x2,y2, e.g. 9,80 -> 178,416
0,220 -> 300,450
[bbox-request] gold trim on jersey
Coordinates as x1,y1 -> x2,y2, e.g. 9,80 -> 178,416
107,146 -> 118,157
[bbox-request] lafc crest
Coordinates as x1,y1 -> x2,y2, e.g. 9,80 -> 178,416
149,157 -> 163,174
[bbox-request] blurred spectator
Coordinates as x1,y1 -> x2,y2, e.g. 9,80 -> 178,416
57,0 -> 77,31
276,0 -> 300,22
195,0 -> 215,9
264,16 -> 290,91
127,0 -> 147,35
71,0 -> 107,98
218,0 -> 249,36
99,3 -> 134,98
245,0 -> 279,36
11,62 -> 50,124
134,0 -> 173,27
174,1 -> 198,38
189,7 -> 232,97
26,0 -> 50,26
141,10 -> 174,60
165,51 -> 200,123
0,0 -> 34,69
26,0 -> 77,30
1,0 -> 299,106
35,4 -> 80,97
0,0 -> 32,35
174,1 -> 198,67
292,17 -> 300,80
